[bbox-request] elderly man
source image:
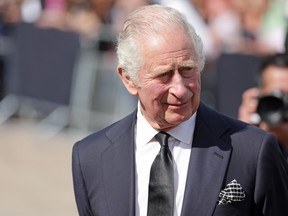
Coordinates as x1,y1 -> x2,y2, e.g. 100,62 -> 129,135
72,4 -> 288,216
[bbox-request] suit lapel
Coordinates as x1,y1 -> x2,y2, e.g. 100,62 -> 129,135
181,104 -> 232,216
98,104 -> 232,216
101,112 -> 136,216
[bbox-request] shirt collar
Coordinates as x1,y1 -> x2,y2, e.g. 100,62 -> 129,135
136,103 -> 197,146
168,113 -> 196,145
136,106 -> 159,146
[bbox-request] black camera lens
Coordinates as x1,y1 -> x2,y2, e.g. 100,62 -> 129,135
256,91 -> 288,126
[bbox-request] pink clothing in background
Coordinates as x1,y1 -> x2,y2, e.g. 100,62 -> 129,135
45,0 -> 65,10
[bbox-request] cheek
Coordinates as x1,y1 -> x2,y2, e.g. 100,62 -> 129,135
139,83 -> 167,105
145,81 -> 168,97
187,77 -> 201,92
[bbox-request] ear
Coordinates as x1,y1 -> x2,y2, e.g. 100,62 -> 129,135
117,67 -> 138,96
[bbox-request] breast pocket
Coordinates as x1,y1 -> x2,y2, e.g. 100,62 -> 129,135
213,202 -> 249,216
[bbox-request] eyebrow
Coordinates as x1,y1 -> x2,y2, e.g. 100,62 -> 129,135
151,59 -> 198,75
178,60 -> 198,68
159,59 -> 197,69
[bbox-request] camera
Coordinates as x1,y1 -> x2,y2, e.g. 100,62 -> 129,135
256,90 -> 288,126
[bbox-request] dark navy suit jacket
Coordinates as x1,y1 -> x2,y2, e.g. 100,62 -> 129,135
72,103 -> 288,216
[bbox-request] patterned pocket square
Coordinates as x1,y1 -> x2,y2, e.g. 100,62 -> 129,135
218,179 -> 245,205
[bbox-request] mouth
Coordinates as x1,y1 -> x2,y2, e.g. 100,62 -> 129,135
167,101 -> 189,109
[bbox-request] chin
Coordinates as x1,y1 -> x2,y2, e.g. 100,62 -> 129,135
171,108 -> 192,118
166,113 -> 191,125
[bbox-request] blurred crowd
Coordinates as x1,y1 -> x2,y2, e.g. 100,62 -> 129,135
1,0 -> 287,56
0,0 -> 149,39
0,0 -> 287,131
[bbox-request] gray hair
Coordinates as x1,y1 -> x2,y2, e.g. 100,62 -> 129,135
116,4 -> 205,85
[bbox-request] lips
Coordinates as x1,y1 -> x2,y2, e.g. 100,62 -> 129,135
168,101 -> 189,108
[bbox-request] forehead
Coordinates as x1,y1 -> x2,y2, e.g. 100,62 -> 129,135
262,66 -> 288,93
139,28 -> 196,66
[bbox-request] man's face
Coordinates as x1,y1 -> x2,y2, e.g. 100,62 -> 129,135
261,65 -> 288,146
126,29 -> 201,131
262,66 -> 288,95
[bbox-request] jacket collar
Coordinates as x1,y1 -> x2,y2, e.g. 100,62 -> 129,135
102,103 -> 232,216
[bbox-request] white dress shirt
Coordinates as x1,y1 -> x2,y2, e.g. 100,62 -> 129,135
135,106 -> 197,216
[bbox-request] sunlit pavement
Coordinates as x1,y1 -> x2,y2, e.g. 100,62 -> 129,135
0,119 -> 87,216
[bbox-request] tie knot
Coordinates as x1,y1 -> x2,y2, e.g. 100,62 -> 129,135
155,132 -> 170,147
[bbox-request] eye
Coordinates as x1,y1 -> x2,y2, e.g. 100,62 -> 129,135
157,71 -> 173,83
179,67 -> 196,78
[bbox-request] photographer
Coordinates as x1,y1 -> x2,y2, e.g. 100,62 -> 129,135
238,52 -> 288,161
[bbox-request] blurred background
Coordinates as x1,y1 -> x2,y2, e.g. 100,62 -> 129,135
0,0 -> 287,215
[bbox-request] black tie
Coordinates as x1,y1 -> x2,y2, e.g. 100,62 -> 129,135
147,132 -> 174,216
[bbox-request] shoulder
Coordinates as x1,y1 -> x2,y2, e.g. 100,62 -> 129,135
198,102 -> 267,135
197,103 -> 276,149
72,111 -> 137,154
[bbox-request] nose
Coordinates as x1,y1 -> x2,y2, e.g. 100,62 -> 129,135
169,73 -> 187,98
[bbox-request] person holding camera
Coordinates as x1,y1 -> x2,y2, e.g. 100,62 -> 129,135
238,53 -> 288,161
